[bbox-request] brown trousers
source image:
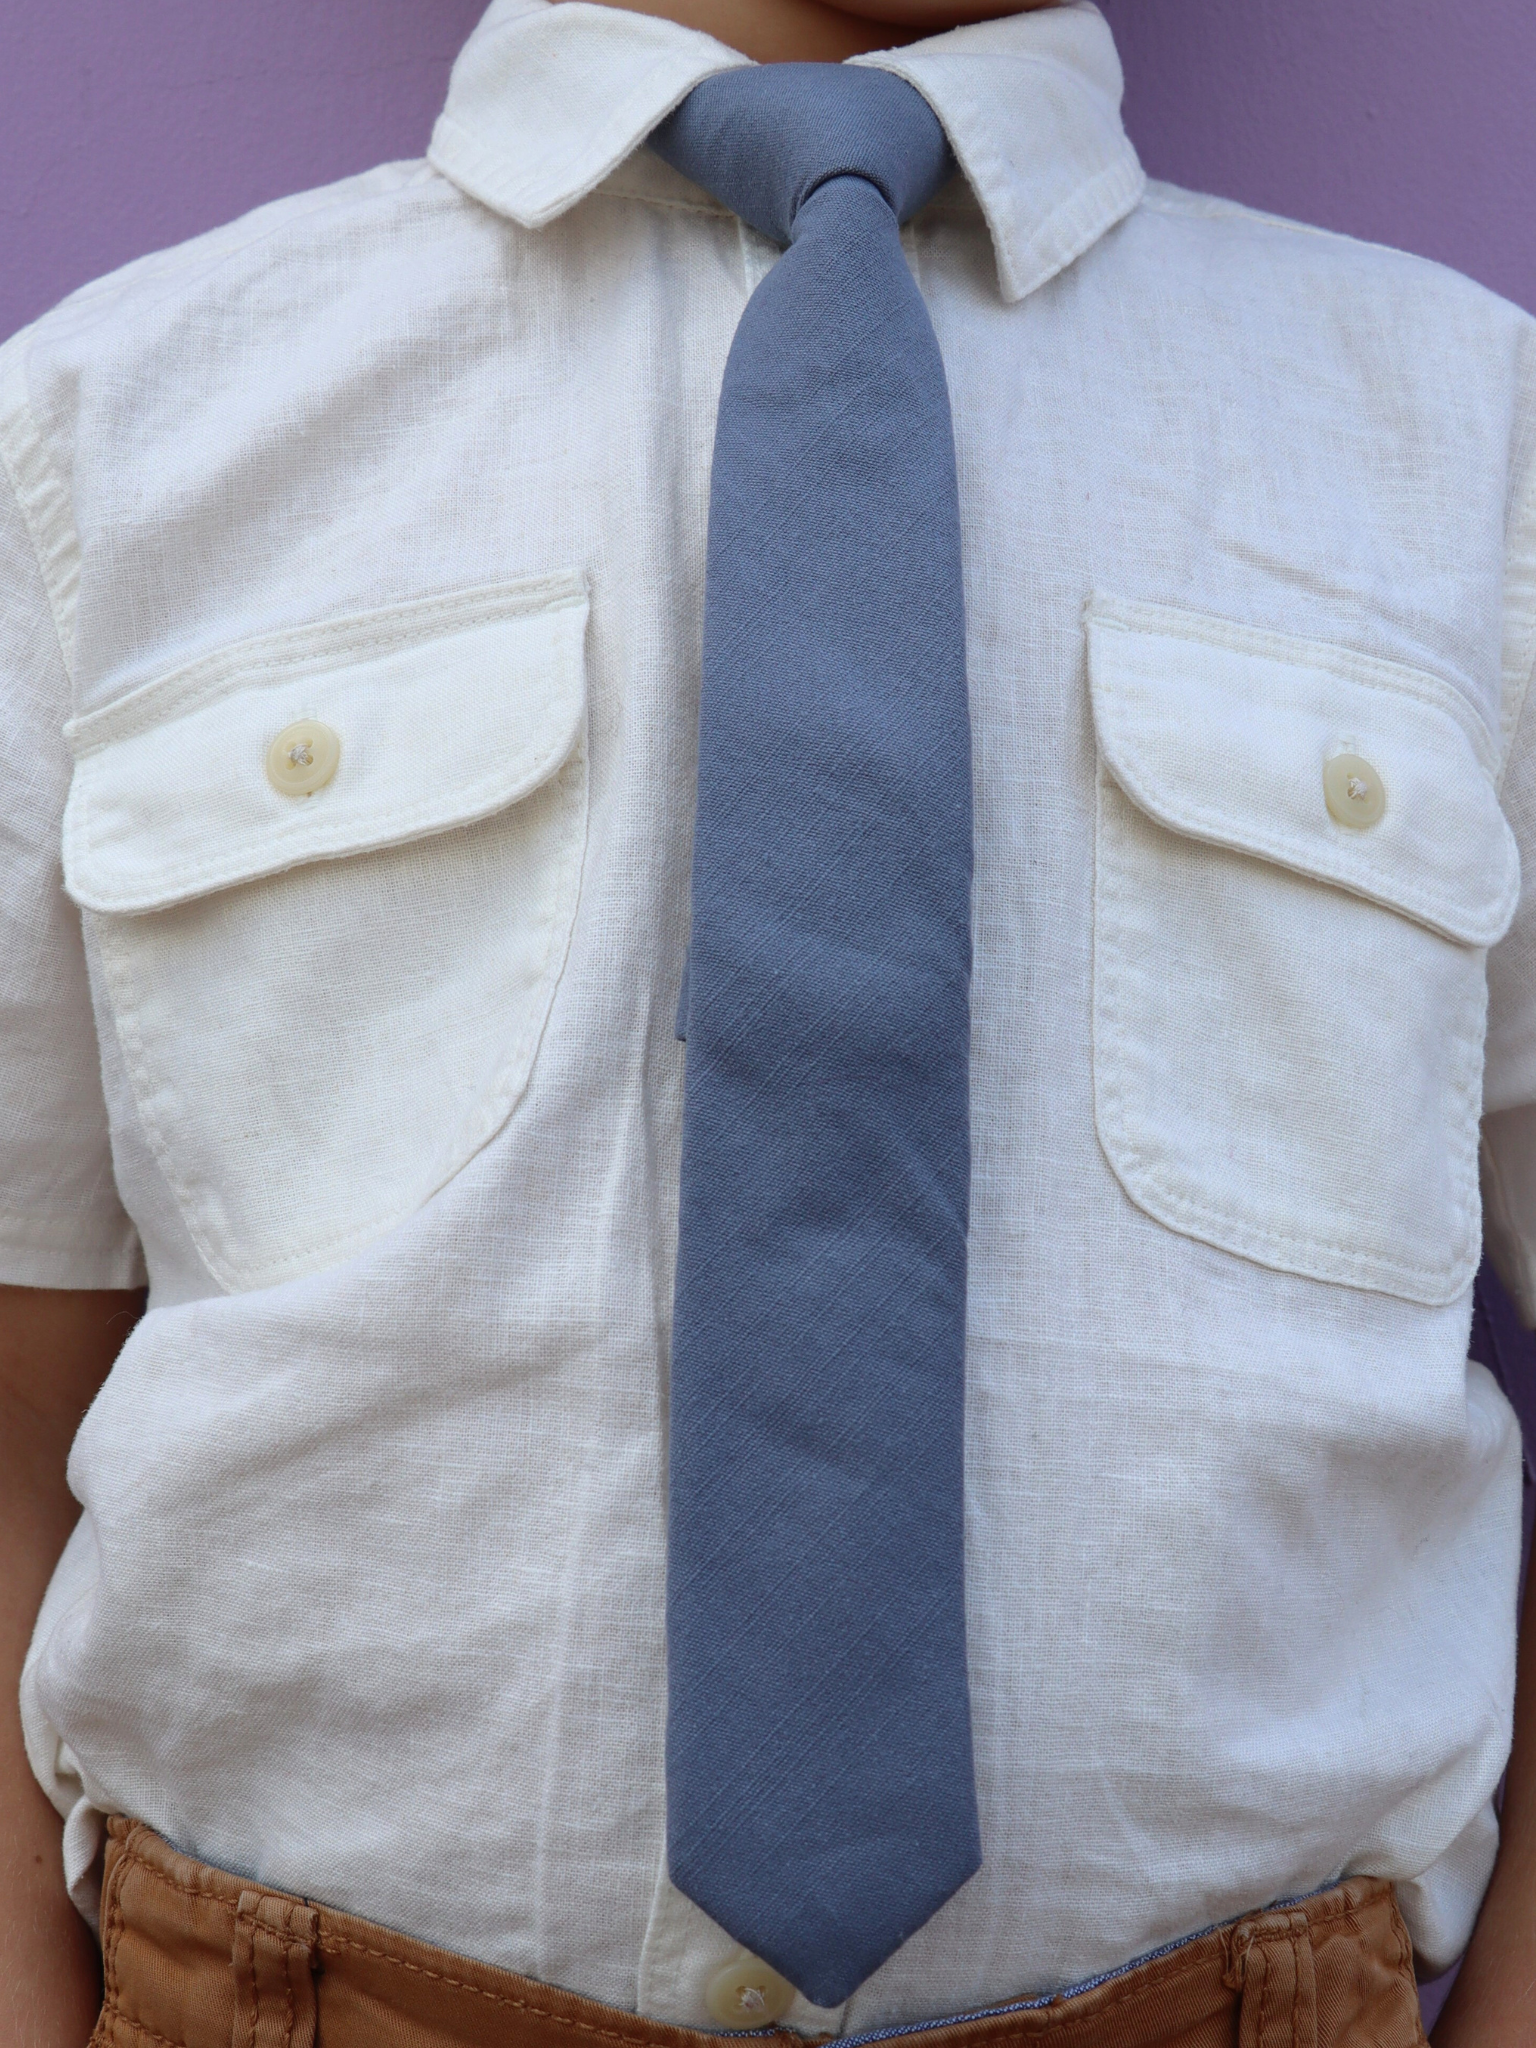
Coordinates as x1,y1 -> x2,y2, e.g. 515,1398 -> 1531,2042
91,1817 -> 1427,2048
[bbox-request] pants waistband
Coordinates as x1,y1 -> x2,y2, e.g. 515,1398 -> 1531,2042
90,1817 -> 1428,2048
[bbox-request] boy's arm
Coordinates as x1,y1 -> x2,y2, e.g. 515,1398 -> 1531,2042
0,362 -> 150,2043
0,1283 -> 142,2048
1431,1548 -> 1536,2044
1458,401 -> 1536,2044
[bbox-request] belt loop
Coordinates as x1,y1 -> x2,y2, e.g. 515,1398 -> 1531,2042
232,1890 -> 320,2048
1227,1909 -> 1318,2048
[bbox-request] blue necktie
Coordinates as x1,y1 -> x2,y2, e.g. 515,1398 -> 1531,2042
653,65 -> 979,2008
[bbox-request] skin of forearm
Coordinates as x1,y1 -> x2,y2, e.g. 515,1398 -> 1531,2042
0,1284 -> 143,2048
1431,1544 -> 1536,2044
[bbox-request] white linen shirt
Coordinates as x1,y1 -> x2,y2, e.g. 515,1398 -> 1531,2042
7,0 -> 1536,2027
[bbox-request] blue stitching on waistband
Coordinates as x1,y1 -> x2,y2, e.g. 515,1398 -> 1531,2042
735,1874 -> 1350,2048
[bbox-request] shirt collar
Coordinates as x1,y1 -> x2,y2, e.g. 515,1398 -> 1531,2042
427,0 -> 1144,304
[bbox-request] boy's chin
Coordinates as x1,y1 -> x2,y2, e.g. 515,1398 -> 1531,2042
825,0 -> 1056,25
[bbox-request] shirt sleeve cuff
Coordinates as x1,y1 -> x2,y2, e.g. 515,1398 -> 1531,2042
0,1211 -> 146,1290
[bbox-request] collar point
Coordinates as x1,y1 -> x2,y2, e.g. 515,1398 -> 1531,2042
992,149 -> 1145,307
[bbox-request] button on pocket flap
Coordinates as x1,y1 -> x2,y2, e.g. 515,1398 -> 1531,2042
1086,596 -> 1519,949
62,573 -> 588,916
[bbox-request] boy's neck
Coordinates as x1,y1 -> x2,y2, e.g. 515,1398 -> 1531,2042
595,0 -> 1052,66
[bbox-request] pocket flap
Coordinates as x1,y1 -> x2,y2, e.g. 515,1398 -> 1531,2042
63,574 -> 588,915
1087,596 -> 1519,948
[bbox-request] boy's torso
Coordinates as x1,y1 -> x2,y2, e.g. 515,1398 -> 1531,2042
6,0 -> 1536,2029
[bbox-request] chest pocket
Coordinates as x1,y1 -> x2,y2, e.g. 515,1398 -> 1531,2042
62,574 -> 589,1295
1087,596 -> 1519,1306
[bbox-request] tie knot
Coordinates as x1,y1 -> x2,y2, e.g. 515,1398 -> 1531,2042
649,64 -> 953,248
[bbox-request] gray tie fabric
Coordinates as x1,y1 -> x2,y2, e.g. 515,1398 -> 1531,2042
651,65 -> 980,2007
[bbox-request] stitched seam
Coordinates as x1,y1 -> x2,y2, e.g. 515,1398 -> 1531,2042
39,166 -> 439,355
879,1923 -> 1306,2046
1093,678 -> 1512,940
1089,597 -> 1500,770
245,1912 -> 258,2048
1094,762 -> 1483,1288
591,184 -> 734,218
1137,182 -> 1480,276
857,1885 -> 1387,2048
1013,150 -> 1144,295
69,711 -> 575,912
853,52 -> 1142,304
0,1206 -> 140,1248
98,2013 -> 189,2048
429,34 -> 747,228
1091,760 -> 1483,1302
1244,1885 -> 1383,1944
317,1927 -> 714,2043
1303,1880 -> 1390,1933
1245,1881 -> 1384,1942
68,589 -> 580,754
1264,1938 -> 1277,2048
65,580 -> 586,916
1094,880 -> 1485,1292
0,345 -> 80,682
115,1835 -> 254,1911
97,1838 -> 188,2048
102,1829 -> 126,2014
1497,429 -> 1536,789
1087,597 -> 1517,947
1099,780 -> 1510,948
73,720 -> 561,876
316,1924 -> 1233,2048
65,574 -> 586,750
99,1839 -> 1387,2048
1101,777 -> 1507,942
1499,621 -> 1536,801
85,733 -> 587,1293
983,1944 -> 1233,2038
1096,964 -> 1484,1287
1093,713 -> 1513,942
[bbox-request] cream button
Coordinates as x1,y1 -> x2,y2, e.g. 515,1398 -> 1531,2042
267,719 -> 340,797
1323,752 -> 1385,829
704,1953 -> 795,2029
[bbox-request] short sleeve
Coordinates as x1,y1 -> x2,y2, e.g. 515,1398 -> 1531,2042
1481,369 -> 1536,1324
0,429 -> 142,1288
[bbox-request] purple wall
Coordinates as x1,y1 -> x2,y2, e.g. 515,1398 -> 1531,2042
2,1 -> 1533,343
1100,0 -> 1536,312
